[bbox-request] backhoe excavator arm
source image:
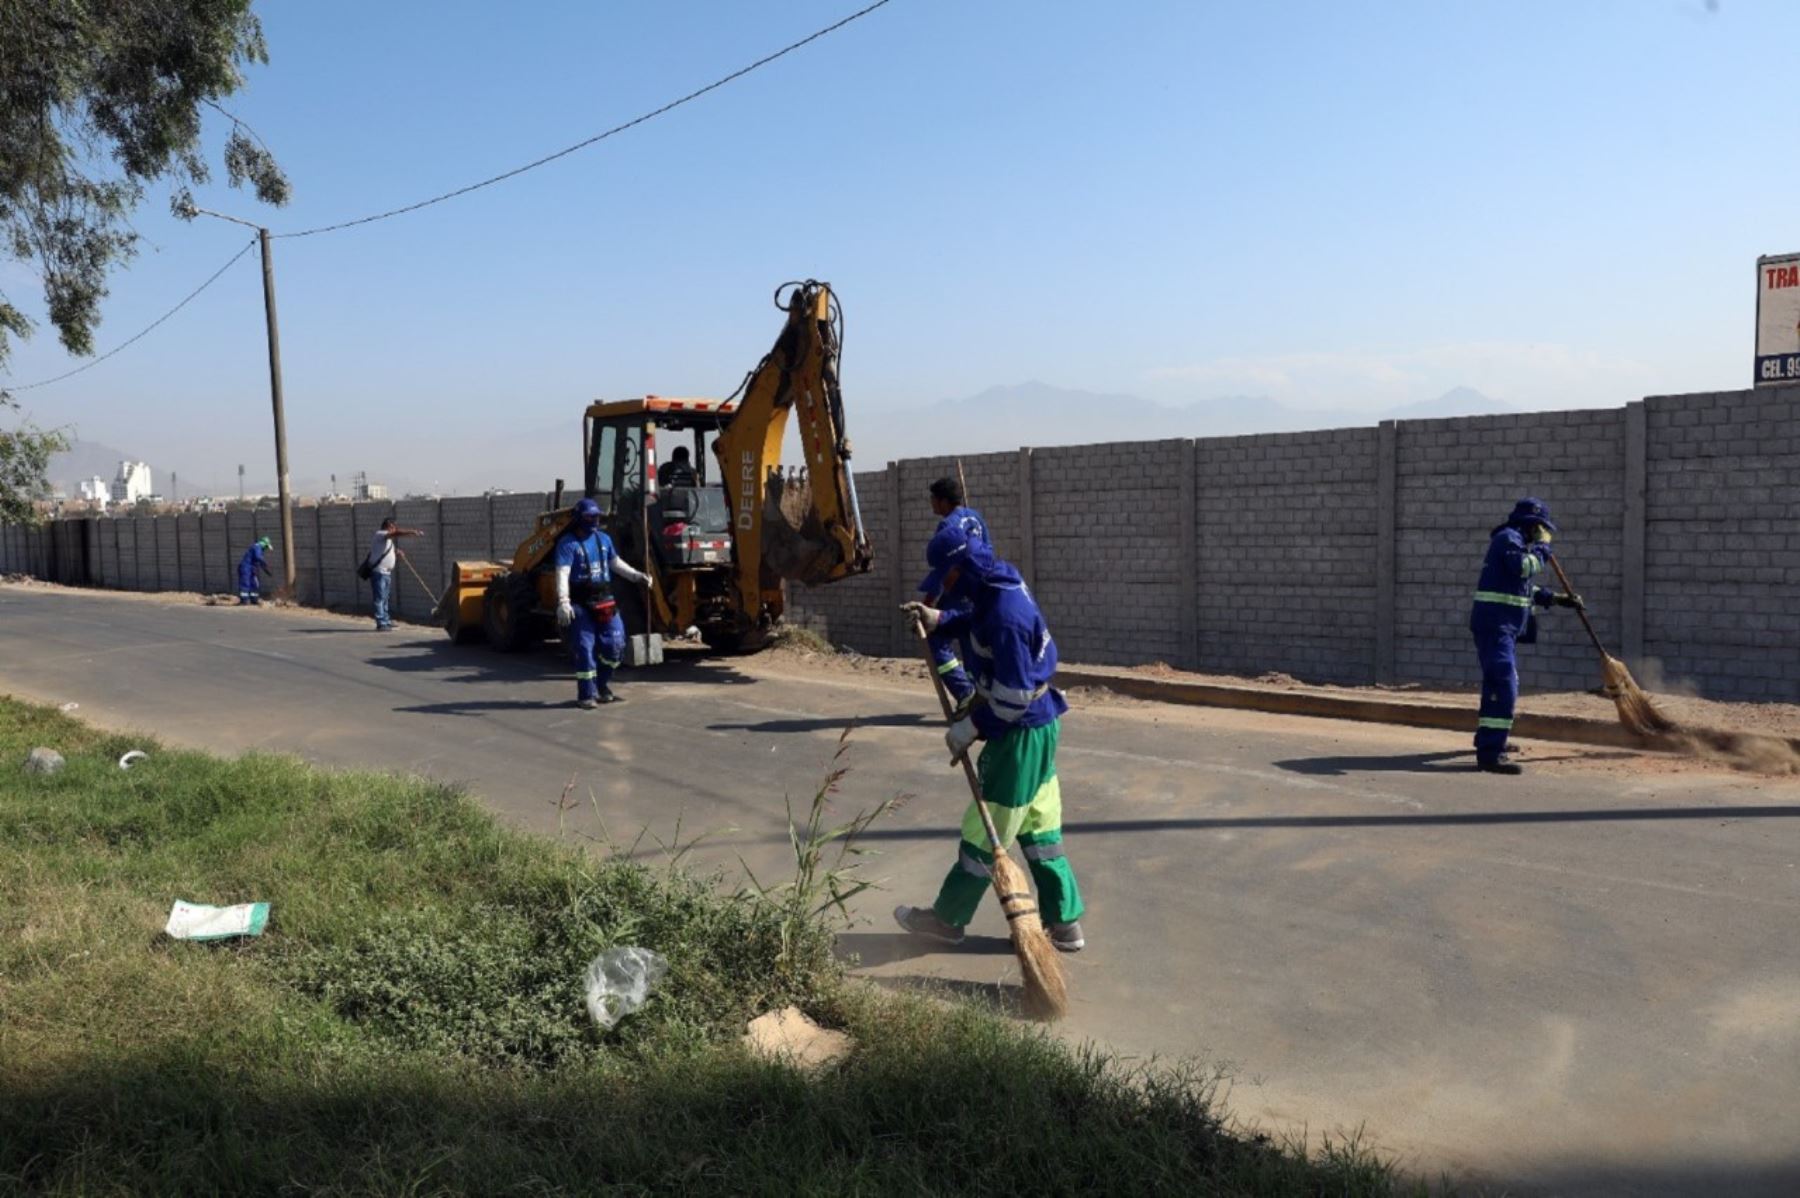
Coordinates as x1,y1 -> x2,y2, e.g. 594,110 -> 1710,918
712,281 -> 872,635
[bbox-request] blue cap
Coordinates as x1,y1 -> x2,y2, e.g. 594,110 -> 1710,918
1507,496 -> 1557,532
574,497 -> 602,520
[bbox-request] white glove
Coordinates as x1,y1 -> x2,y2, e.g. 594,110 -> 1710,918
609,554 -> 649,587
945,716 -> 978,762
556,602 -> 575,630
901,601 -> 943,632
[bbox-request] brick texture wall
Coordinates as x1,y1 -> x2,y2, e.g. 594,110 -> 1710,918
1395,408 -> 1626,694
1643,388 -> 1800,699
1195,428 -> 1380,681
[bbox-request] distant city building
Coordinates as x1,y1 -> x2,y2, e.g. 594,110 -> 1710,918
353,481 -> 389,501
110,460 -> 154,505
77,476 -> 110,505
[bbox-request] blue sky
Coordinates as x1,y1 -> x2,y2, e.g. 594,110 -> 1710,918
2,0 -> 1791,492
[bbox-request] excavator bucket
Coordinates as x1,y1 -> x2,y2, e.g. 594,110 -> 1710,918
762,469 -> 847,586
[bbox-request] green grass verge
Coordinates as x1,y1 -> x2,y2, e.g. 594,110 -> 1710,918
0,697 -> 1428,1195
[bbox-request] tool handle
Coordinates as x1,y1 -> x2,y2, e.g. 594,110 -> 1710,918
1545,552 -> 1608,658
909,614 -> 1006,852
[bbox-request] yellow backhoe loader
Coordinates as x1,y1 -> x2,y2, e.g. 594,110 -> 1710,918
439,280 -> 872,656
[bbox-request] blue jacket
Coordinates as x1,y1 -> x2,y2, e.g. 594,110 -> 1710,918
554,529 -> 617,603
238,543 -> 268,575
1470,526 -> 1555,641
917,505 -> 990,600
937,560 -> 1068,738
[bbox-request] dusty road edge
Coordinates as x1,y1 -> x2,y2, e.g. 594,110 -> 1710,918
1053,666 -> 1800,757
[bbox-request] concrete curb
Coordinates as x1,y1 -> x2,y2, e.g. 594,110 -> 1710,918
1053,668 -> 1800,757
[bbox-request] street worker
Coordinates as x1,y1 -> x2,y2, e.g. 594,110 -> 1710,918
366,517 -> 427,631
657,445 -> 699,489
917,476 -> 990,716
236,536 -> 272,605
1470,497 -> 1582,775
555,497 -> 651,708
894,529 -> 1085,953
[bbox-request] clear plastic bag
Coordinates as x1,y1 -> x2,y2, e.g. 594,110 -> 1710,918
583,946 -> 669,1029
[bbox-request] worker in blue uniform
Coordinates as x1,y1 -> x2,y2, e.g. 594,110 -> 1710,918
554,498 -> 651,709
917,476 -> 990,715
237,536 -> 272,605
895,526 -> 1086,953
1470,497 -> 1582,775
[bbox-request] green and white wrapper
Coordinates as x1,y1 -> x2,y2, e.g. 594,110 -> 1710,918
165,900 -> 270,941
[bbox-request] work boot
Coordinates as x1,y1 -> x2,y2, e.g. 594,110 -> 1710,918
1477,756 -> 1523,776
597,687 -> 621,705
577,698 -> 598,711
893,905 -> 965,946
1049,921 -> 1085,953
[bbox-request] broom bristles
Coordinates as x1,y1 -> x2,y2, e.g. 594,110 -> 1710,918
989,854 -> 1069,1021
1600,655 -> 1677,737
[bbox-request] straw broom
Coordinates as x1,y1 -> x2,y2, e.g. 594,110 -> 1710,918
1545,553 -> 1676,738
909,614 -> 1069,1020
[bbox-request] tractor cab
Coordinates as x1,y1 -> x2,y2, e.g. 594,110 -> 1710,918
583,396 -> 745,647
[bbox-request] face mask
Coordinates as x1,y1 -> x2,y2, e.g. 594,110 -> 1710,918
1530,525 -> 1552,544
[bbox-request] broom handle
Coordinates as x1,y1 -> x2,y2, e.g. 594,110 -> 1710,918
1544,552 -> 1610,660
910,614 -> 1007,853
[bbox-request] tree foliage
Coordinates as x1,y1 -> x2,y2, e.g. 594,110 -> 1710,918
0,0 -> 287,368
0,404 -> 70,525
0,0 -> 286,522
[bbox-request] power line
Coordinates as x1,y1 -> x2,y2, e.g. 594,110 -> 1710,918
2,238 -> 258,394
276,0 -> 894,239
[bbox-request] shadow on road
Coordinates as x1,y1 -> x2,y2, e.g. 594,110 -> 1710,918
835,806 -> 1800,840
709,713 -> 931,734
396,699 -> 571,716
362,638 -> 757,688
861,973 -> 1025,1016
1274,749 -> 1620,776
836,930 -> 1016,968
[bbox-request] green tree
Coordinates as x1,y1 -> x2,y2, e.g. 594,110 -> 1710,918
0,411 -> 70,525
0,0 -> 287,523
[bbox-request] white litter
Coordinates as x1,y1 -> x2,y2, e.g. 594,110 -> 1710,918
164,900 -> 270,941
583,946 -> 668,1029
59,702 -> 78,712
118,750 -> 149,770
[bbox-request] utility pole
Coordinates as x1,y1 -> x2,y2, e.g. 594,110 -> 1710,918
191,208 -> 297,592
170,471 -> 178,505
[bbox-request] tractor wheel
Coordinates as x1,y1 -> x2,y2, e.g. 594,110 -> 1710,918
440,590 -> 482,644
482,572 -> 539,652
701,624 -> 771,655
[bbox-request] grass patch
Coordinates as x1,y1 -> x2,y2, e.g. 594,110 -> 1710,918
0,696 -> 1429,1195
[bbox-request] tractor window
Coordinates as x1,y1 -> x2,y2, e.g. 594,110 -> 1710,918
619,425 -> 646,504
589,424 -> 618,513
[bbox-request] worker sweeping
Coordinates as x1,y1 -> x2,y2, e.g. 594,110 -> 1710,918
1471,497 -> 1582,774
554,498 -> 651,709
895,526 -> 1085,952
237,536 -> 272,605
917,476 -> 990,716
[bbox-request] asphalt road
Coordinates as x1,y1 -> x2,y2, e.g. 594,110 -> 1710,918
3,585 -> 1798,1196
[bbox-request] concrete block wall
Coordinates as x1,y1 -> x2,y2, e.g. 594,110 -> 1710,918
786,465 -> 894,652
1196,427 -> 1381,681
393,498 -> 443,621
319,505 -> 359,608
1395,408 -> 1627,694
177,515 -> 204,592
7,385 -> 1795,701
1643,387 -> 1800,700
1032,439 -> 1188,667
